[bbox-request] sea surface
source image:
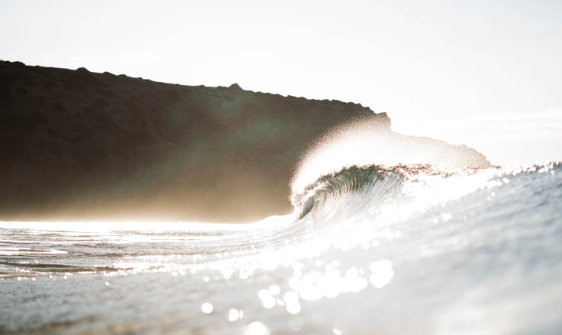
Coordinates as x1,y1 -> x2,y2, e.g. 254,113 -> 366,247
1,162 -> 561,334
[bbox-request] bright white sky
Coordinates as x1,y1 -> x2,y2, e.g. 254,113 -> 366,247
1,0 -> 561,165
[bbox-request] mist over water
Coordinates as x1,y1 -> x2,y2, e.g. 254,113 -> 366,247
1,124 -> 561,334
291,119 -> 490,194
391,109 -> 562,167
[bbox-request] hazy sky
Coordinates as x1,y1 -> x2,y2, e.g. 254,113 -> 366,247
1,0 -> 561,165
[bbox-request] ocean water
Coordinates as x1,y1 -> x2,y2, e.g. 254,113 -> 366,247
1,162 -> 561,335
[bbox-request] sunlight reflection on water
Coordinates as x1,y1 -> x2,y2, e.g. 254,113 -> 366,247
0,163 -> 561,334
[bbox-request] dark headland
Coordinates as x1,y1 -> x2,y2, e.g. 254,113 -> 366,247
0,61 -> 488,222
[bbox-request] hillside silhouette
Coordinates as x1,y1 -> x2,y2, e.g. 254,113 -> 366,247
0,61 -> 392,221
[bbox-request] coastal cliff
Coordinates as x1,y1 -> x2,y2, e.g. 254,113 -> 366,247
0,61 -> 390,221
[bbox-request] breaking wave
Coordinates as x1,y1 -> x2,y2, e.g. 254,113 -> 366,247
1,118 -> 560,335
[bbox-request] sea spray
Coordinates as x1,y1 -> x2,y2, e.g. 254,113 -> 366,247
1,163 -> 561,334
292,118 -> 489,195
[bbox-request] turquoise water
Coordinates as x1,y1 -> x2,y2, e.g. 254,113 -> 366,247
1,163 -> 561,334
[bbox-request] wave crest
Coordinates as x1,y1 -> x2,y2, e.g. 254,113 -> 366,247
292,164 -> 447,220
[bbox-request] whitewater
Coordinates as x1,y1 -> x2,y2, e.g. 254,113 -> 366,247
1,120 -> 561,334
1,158 -> 561,334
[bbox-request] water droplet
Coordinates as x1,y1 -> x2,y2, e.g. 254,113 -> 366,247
247,321 -> 270,335
228,308 -> 240,321
268,285 -> 280,295
201,302 -> 214,314
286,301 -> 301,314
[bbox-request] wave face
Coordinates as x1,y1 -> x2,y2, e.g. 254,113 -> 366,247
292,165 -> 408,220
1,162 -> 561,334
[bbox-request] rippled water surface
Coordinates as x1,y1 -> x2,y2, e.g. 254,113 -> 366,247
1,163 -> 561,334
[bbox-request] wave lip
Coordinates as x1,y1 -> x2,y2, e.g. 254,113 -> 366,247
291,118 -> 490,198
